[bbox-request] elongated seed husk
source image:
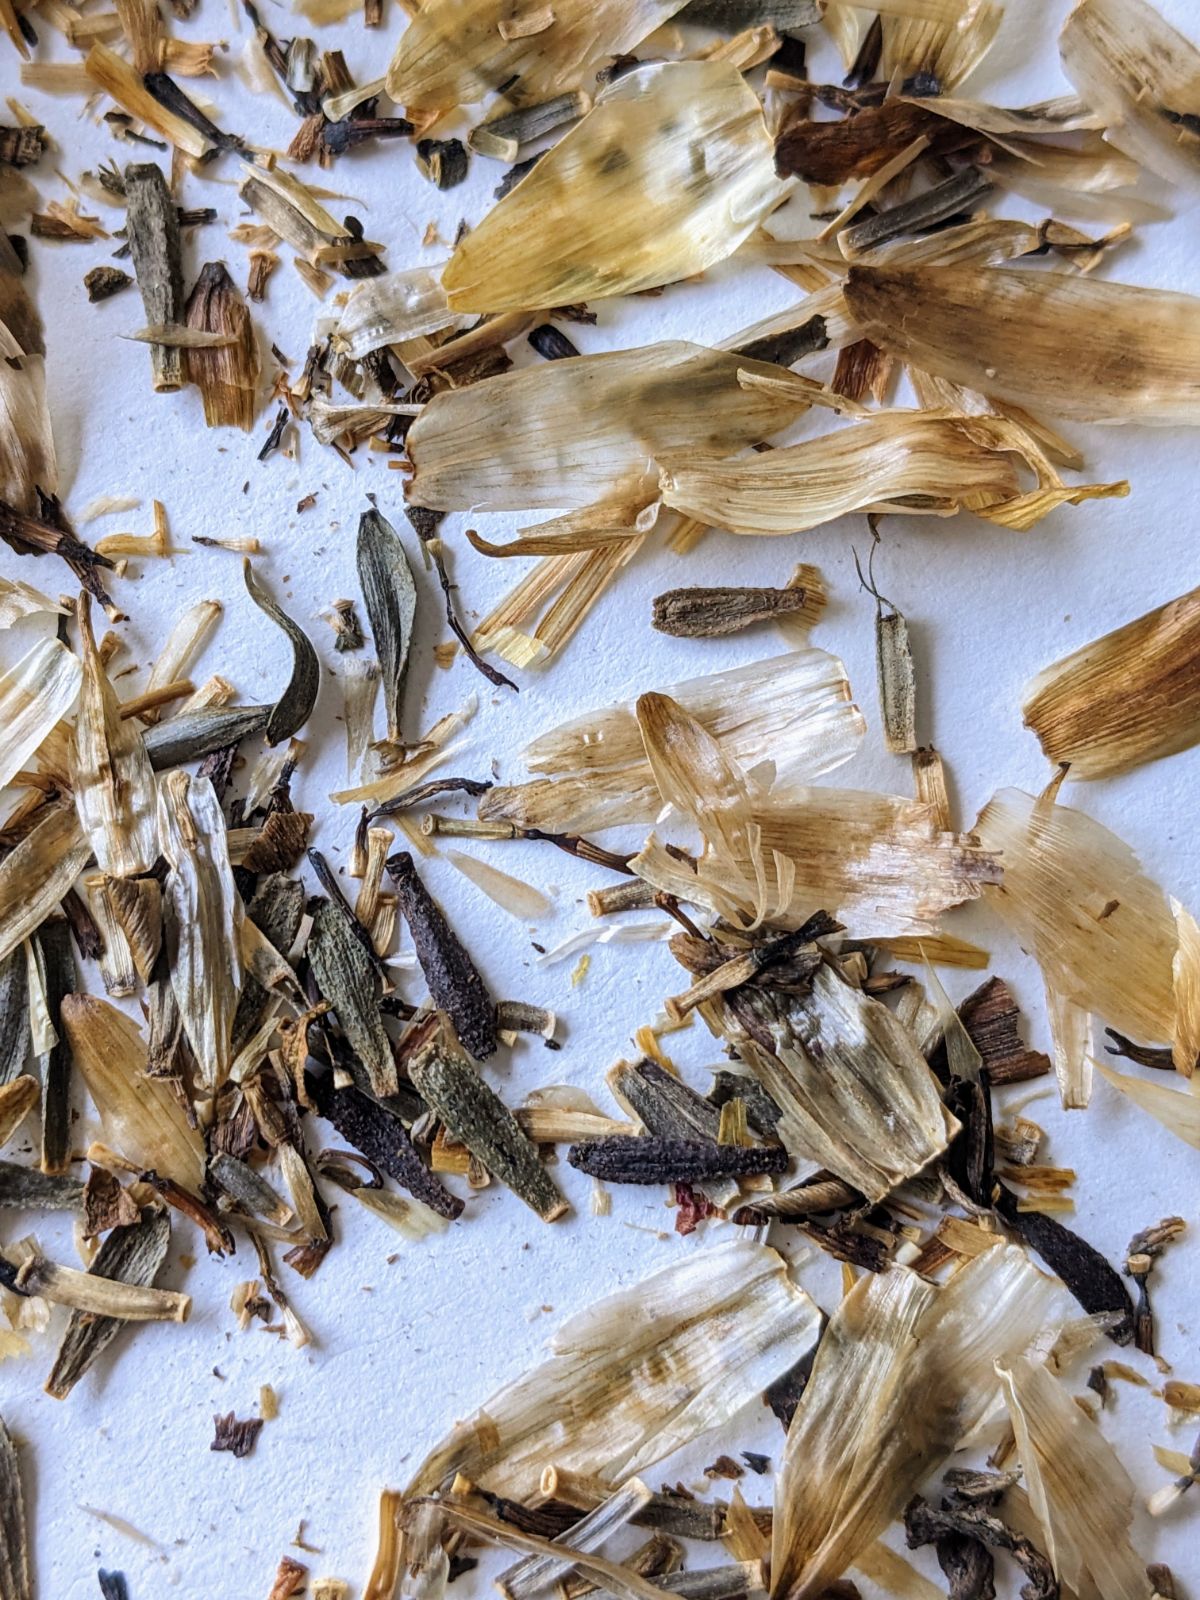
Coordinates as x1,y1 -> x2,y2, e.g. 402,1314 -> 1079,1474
0,1412 -> 30,1600
0,949 -> 28,1086
123,161 -> 185,390
306,899 -> 399,1099
32,918 -> 73,1173
45,1207 -> 172,1399
566,1136 -> 787,1185
410,1041 -> 568,1221
607,1058 -> 723,1143
386,852 -> 496,1059
308,1072 -> 464,1219
357,509 -> 416,747
0,1162 -> 83,1210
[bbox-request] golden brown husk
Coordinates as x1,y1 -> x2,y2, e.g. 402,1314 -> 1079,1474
184,263 -> 260,432
771,1247 -> 1058,1600
1021,584 -> 1200,778
441,61 -> 788,314
60,993 -> 206,1190
845,265 -> 1200,425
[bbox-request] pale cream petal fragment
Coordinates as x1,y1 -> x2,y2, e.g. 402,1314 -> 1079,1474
1044,984 -> 1092,1110
0,323 -> 57,512
845,266 -> 1200,425
0,800 -> 91,965
60,993 -> 206,1190
482,649 -> 864,832
998,1355 -> 1153,1600
142,598 -> 221,722
405,342 -> 814,515
407,1240 -> 820,1500
1022,585 -> 1200,778
1095,1060 -> 1200,1149
71,596 -> 158,878
157,770 -> 244,1097
386,0 -> 684,111
0,576 -> 66,627
771,1247 -> 1059,1600
718,959 -> 956,1198
0,637 -> 81,791
1060,0 -> 1200,192
974,788 -> 1177,1045
634,786 -> 999,938
332,267 -> 464,361
447,851 -> 553,921
660,412 -> 1122,536
441,61 -> 789,314
1171,898 -> 1200,1076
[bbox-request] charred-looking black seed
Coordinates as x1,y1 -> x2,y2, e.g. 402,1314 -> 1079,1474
528,324 -> 580,361
385,852 -> 497,1059
98,1570 -> 131,1599
995,1184 -> 1135,1345
567,1136 -> 788,1184
308,1071 -> 463,1220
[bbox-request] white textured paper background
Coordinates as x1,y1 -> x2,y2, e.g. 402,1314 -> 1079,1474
0,1 -> 1197,1594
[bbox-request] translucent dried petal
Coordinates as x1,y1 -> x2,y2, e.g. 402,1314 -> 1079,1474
998,1354 -> 1152,1600
60,993 -> 206,1190
660,411 -> 1122,535
0,637 -> 81,792
441,61 -> 788,314
408,1240 -> 819,1499
157,770 -> 244,1097
0,321 -> 56,512
405,342 -> 816,515
772,1247 -> 1058,1600
72,595 -> 158,877
974,788 -> 1176,1045
385,0 -> 684,113
845,266 -> 1200,425
1095,1060 -> 1200,1150
1060,0 -> 1200,192
482,649 -> 864,832
0,800 -> 90,966
1022,584 -> 1200,779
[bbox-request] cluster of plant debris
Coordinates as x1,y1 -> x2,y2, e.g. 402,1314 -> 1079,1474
0,0 -> 1199,1595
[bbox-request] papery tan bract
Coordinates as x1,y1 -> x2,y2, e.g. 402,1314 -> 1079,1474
0,322 -> 56,514
659,411 -> 1123,535
405,342 -> 817,516
1095,1060 -> 1200,1150
1022,585 -> 1200,778
1061,0 -> 1200,193
998,1354 -> 1153,1600
771,1247 -> 1058,1600
406,1240 -> 819,1500
876,0 -> 1002,91
157,769 -> 245,1097
974,788 -> 1177,1046
385,0 -> 684,113
633,785 -> 999,938
0,801 -> 91,966
71,594 -> 158,878
701,958 -> 959,1199
441,62 -> 789,314
60,993 -> 206,1191
0,637 -> 81,793
184,263 -> 260,432
845,265 -> 1200,425
480,649 -> 864,833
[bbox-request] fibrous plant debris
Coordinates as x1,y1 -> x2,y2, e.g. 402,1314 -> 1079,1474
0,0 -> 1198,1594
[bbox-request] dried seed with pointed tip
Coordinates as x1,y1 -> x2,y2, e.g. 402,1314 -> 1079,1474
386,852 -> 496,1060
45,1207 -> 172,1400
0,1412 -> 30,1600
356,510 -> 417,748
409,1041 -> 568,1222
308,1072 -> 463,1220
566,1136 -> 787,1185
243,560 -> 319,745
306,899 -> 398,1099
